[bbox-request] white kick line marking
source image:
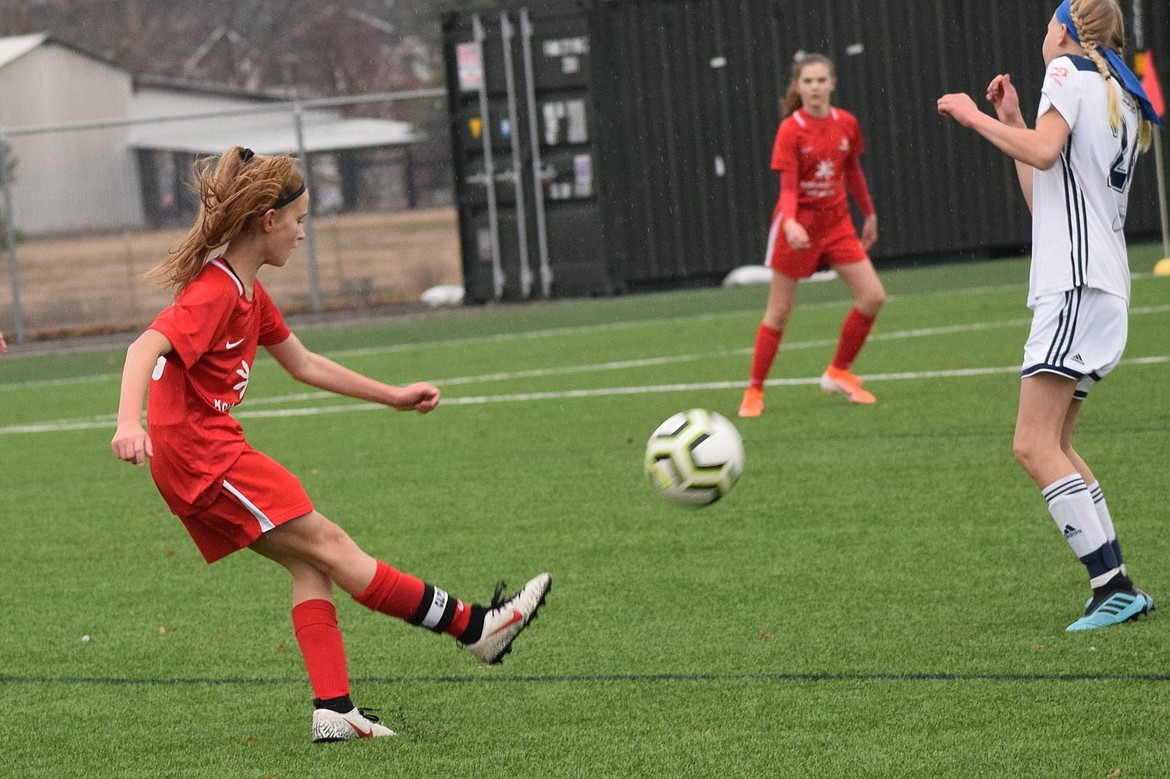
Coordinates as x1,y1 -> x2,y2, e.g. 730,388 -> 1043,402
3,296 -> 1166,433
3,355 -> 1168,436
2,294 -> 1166,394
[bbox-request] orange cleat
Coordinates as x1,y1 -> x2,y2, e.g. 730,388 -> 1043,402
820,366 -> 876,404
738,386 -> 765,417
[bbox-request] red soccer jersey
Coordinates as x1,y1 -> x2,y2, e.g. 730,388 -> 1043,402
146,258 -> 291,515
771,107 -> 872,216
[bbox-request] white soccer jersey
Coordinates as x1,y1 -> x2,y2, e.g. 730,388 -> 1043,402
1029,54 -> 1142,307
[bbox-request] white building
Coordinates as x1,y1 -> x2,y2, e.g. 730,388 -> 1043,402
0,33 -> 141,235
0,33 -> 421,236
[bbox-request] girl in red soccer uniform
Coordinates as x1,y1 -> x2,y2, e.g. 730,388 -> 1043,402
111,147 -> 551,742
739,53 -> 886,416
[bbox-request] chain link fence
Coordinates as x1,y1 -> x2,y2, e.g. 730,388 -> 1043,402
0,90 -> 461,343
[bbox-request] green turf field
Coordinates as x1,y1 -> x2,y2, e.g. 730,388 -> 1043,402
2,247 -> 1168,778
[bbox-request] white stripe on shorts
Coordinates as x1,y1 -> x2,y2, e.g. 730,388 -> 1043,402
763,212 -> 782,267
221,479 -> 276,533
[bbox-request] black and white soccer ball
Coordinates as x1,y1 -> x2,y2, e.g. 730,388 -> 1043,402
644,409 -> 744,506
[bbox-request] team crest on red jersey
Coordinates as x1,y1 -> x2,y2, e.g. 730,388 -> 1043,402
233,360 -> 251,401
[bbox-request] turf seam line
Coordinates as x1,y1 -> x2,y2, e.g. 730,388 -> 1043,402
5,671 -> 1170,686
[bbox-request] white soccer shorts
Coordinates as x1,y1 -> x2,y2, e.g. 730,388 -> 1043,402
1021,287 -> 1128,400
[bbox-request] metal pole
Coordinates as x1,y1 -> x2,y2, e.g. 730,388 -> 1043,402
1154,128 -> 1170,259
1130,1 -> 1168,260
0,134 -> 24,344
521,9 -> 553,298
473,14 -> 505,300
291,101 -> 323,313
500,11 -> 534,298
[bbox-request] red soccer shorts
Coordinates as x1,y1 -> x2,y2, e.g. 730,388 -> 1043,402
765,204 -> 868,280
171,446 -> 314,564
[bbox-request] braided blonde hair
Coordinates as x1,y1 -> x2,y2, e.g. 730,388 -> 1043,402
1069,0 -> 1153,151
149,147 -> 305,291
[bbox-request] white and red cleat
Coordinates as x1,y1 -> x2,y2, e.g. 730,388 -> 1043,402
465,572 -> 552,664
311,708 -> 396,742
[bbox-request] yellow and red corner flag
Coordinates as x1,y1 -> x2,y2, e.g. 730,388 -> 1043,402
1139,50 -> 1165,119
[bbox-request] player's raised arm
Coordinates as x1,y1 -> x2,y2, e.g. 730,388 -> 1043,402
937,91 -> 1070,211
984,74 -> 1037,205
937,93 -> 1070,170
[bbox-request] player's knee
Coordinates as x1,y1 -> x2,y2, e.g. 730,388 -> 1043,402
316,522 -> 358,562
1011,435 -> 1049,476
858,286 -> 885,316
1011,439 -> 1029,469
763,300 -> 794,329
286,514 -> 355,570
763,311 -> 790,330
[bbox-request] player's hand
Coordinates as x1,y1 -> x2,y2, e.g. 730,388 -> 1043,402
783,219 -> 810,251
860,214 -> 878,251
0,331 -> 6,353
937,92 -> 984,128
112,423 -> 153,467
393,382 -> 441,414
986,74 -> 1024,126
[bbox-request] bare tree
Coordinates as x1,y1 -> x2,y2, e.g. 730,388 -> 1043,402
1,0 -> 447,95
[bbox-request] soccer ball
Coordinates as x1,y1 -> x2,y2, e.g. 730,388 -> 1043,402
644,409 -> 744,506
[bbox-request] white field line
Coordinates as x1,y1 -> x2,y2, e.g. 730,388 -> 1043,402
3,355 -> 1168,436
2,292 -> 1166,394
3,303 -> 1166,433
325,274 -> 1160,360
10,301 -> 1164,407
240,316 -> 1033,407
0,295 -> 842,392
0,316 -> 1019,401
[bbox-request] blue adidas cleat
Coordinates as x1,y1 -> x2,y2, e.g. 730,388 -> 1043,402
1066,590 -> 1152,632
1084,587 -> 1155,612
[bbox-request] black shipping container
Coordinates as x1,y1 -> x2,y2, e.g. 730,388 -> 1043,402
443,0 -> 1170,302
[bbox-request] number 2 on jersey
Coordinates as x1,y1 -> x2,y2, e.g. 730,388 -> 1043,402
1108,120 -> 1138,194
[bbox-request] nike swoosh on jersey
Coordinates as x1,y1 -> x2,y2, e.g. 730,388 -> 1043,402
226,338 -> 244,349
